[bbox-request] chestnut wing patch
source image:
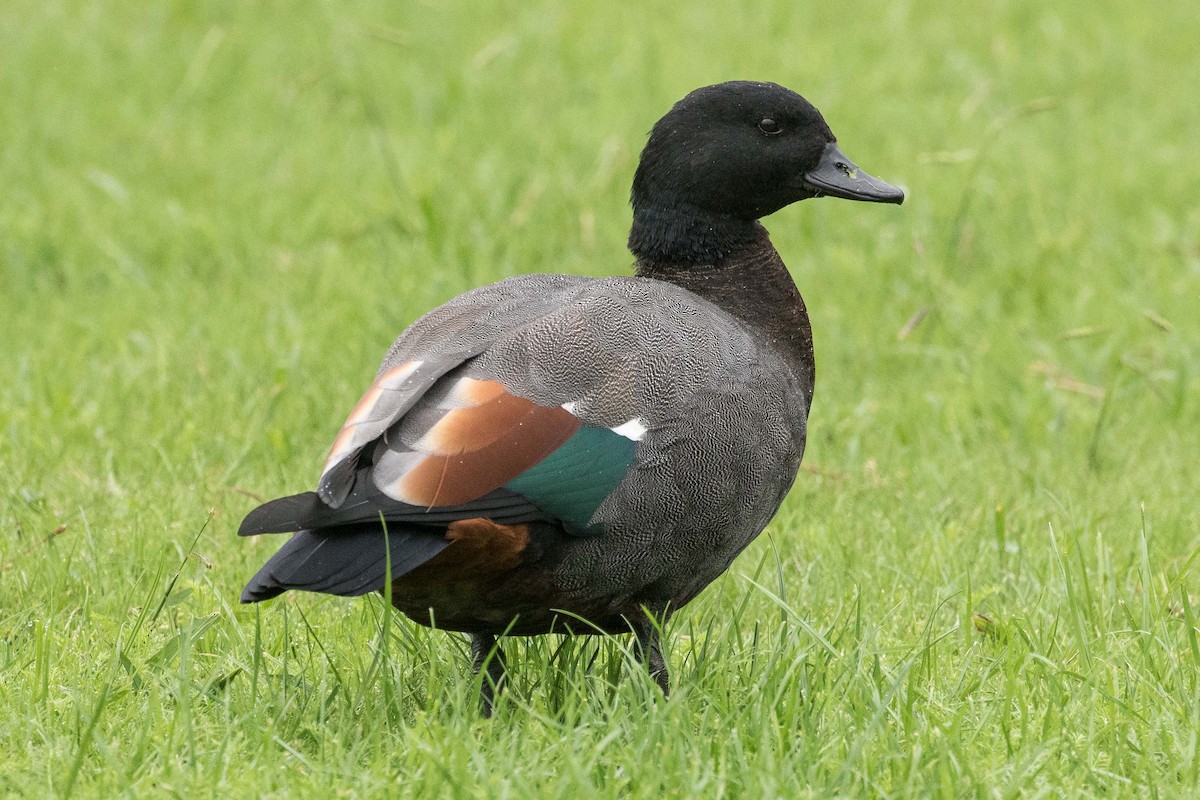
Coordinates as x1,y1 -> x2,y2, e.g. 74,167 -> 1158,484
370,377 -> 642,533
373,378 -> 582,507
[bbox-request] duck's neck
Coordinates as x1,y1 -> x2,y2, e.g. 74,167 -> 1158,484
630,208 -> 815,403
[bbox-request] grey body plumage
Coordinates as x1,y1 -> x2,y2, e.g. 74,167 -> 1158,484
382,272 -> 805,615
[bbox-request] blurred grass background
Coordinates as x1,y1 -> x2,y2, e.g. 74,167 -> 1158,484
2,0 -> 1198,797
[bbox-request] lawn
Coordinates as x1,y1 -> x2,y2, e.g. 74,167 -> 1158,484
3,0 -> 1199,796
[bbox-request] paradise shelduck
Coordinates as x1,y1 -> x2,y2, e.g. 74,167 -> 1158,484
239,81 -> 903,715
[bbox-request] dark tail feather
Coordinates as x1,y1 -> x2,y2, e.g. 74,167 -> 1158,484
238,473 -> 549,537
238,492 -> 332,536
240,522 -> 449,603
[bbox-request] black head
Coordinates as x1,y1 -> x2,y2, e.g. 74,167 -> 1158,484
629,82 -> 902,262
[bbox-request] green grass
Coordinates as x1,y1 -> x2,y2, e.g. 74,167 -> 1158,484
3,0 -> 1199,796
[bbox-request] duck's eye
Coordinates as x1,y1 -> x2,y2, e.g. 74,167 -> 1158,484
758,118 -> 782,135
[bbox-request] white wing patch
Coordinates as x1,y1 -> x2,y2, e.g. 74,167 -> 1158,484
561,401 -> 647,442
611,418 -> 648,442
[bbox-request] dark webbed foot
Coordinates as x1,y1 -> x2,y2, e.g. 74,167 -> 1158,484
632,616 -> 670,697
470,633 -> 507,717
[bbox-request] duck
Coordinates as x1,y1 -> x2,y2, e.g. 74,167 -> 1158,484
238,80 -> 903,715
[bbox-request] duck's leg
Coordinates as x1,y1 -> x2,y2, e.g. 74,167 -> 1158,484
470,633 -> 507,717
631,616 -> 670,697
